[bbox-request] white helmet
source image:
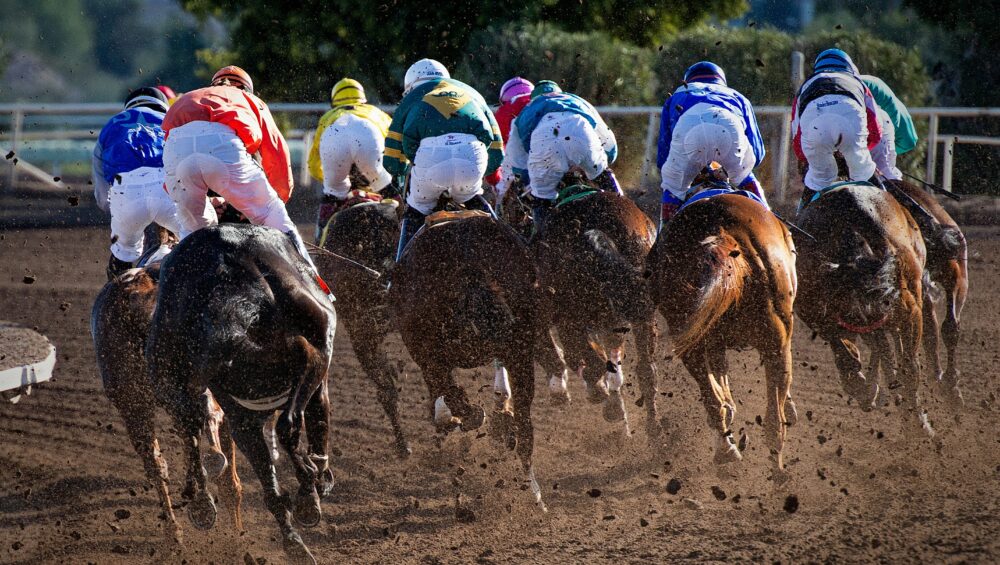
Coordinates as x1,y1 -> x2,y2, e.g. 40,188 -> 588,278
403,58 -> 449,94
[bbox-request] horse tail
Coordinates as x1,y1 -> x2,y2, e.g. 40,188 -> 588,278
672,231 -> 750,358
823,230 -> 899,324
583,229 -> 655,322
456,266 -> 517,345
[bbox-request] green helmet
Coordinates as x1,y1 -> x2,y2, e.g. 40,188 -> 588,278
531,80 -> 562,99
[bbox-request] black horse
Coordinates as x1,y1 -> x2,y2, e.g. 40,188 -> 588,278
147,224 -> 336,564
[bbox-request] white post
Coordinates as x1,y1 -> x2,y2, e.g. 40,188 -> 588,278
775,113 -> 792,202
791,51 -> 806,91
941,137 -> 955,192
301,131 -> 314,189
926,113 -> 939,184
7,109 -> 23,188
639,111 -> 659,189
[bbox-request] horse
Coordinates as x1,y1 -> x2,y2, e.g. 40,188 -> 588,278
388,210 -> 549,510
316,195 -> 411,458
886,179 -> 967,405
91,225 -> 244,543
146,224 -> 336,564
794,183 -> 934,437
647,192 -> 797,472
531,188 -> 661,442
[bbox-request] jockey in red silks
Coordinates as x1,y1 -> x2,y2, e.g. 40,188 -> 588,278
494,77 -> 534,201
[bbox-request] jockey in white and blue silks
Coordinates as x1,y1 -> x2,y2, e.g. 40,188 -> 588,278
92,86 -> 181,280
657,61 -> 767,228
502,80 -> 620,234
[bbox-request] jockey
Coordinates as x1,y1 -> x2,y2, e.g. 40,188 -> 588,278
155,85 -> 179,105
493,77 -> 533,200
162,66 -> 317,272
307,77 -> 394,238
92,86 -> 181,280
859,74 -> 918,181
792,49 -> 883,207
657,61 -> 767,227
384,58 -> 504,261
503,80 -> 619,234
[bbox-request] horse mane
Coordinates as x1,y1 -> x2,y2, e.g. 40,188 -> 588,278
672,231 -> 750,358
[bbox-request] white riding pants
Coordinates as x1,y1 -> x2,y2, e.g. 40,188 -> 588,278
108,167 -> 181,262
407,133 -> 487,215
870,106 -> 902,181
659,103 -> 755,201
799,95 -> 876,190
527,112 -> 607,201
318,113 -> 393,198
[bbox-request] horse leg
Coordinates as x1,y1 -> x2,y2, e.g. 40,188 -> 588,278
601,330 -> 629,426
114,398 -> 181,543
633,319 -> 661,444
421,363 -> 460,431
166,383 -> 216,531
558,323 -> 609,405
509,354 -> 545,512
213,415 -> 244,533
227,408 -> 315,565
861,329 -> 894,407
489,359 -> 517,450
761,337 -> 793,478
202,390 -> 229,478
683,345 -> 741,464
304,379 -> 335,498
939,257 -> 967,405
920,284 -> 944,383
536,327 -> 571,404
345,313 -> 411,458
898,305 -> 935,438
827,331 -> 879,410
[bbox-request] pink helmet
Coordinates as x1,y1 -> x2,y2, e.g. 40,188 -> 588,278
499,77 -> 534,104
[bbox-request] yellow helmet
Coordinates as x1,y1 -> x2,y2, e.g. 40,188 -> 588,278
331,78 -> 365,107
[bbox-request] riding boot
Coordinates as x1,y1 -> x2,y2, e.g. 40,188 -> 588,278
315,194 -> 344,242
798,187 -> 818,212
395,206 -> 426,263
380,178 -> 403,200
867,174 -> 887,190
106,255 -> 133,281
462,194 -> 498,219
594,169 -> 623,195
530,197 -> 555,237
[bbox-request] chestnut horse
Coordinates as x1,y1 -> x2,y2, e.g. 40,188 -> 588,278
316,199 -> 411,457
887,179 -> 967,404
388,212 -> 549,509
795,183 -> 934,436
532,190 -> 661,441
147,225 -> 336,564
91,226 -> 243,542
648,193 -> 797,472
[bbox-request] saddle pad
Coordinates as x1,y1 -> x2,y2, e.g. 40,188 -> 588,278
555,184 -> 599,208
678,188 -> 767,213
808,180 -> 875,205
425,209 -> 491,228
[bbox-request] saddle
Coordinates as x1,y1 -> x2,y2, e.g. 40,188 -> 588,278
424,209 -> 491,228
678,186 -> 768,213
804,180 -> 872,207
555,184 -> 600,208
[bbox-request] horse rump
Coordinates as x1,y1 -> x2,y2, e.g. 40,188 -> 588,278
821,230 -> 900,327
671,231 -> 750,358
452,266 -> 517,347
583,228 -> 654,323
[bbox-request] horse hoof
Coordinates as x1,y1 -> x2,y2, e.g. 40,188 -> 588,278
586,380 -> 609,404
714,435 -> 743,465
460,405 -> 486,432
938,374 -> 965,407
186,491 -> 217,531
784,399 -> 799,427
282,533 -> 317,565
602,391 -> 626,423
293,490 -> 322,528
916,412 -> 936,439
316,468 -> 335,499
395,440 -> 413,459
201,450 -> 228,478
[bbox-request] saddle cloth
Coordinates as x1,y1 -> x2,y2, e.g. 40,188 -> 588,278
807,180 -> 876,206
425,209 -> 491,228
678,187 -> 768,213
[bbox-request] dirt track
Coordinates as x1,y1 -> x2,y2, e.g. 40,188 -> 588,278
2,222 -> 1000,564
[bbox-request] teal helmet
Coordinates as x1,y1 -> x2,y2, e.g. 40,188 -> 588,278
530,80 -> 562,99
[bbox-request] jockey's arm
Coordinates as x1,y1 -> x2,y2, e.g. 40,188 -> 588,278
591,111 -> 618,164
504,122 -> 529,175
91,136 -> 111,213
307,110 -> 335,182
656,96 -> 676,169
258,104 -> 293,202
742,96 -> 766,167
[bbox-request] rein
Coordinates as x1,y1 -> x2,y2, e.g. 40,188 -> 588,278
305,242 -> 383,279
836,313 -> 890,334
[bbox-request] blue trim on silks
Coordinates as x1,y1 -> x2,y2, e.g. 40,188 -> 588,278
676,188 -> 767,213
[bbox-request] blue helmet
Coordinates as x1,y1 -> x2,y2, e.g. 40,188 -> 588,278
684,61 -> 727,86
813,48 -> 857,73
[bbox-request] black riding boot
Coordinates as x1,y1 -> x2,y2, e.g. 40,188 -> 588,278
462,194 -> 498,219
395,206 -> 426,262
107,255 -> 133,281
798,187 -> 818,212
531,197 -> 555,237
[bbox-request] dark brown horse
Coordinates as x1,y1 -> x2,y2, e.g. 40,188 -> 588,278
147,224 -> 336,564
647,193 -> 797,472
887,179 -> 967,404
91,226 -> 243,542
316,198 -> 411,457
795,183 -> 934,436
532,190 -> 661,441
388,211 -> 549,509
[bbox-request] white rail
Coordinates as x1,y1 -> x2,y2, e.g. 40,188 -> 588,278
1,103 -> 997,199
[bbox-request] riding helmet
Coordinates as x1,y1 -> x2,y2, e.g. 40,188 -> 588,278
211,65 -> 254,94
684,61 -> 727,86
530,80 -> 562,99
403,59 -> 449,94
499,77 -> 534,104
123,86 -> 169,113
331,78 -> 366,107
813,49 -> 857,73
